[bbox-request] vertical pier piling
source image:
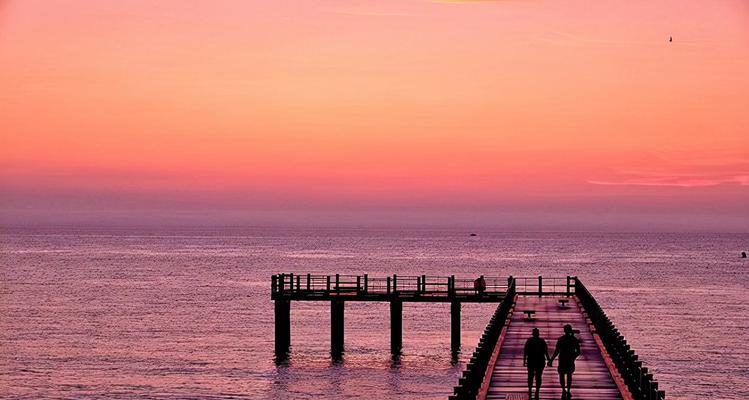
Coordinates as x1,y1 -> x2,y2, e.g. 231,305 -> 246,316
274,299 -> 291,357
451,301 -> 461,352
331,300 -> 345,356
391,300 -> 403,354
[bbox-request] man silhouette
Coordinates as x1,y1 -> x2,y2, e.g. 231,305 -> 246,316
523,328 -> 550,400
549,324 -> 581,399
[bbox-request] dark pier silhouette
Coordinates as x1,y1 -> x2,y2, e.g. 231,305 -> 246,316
270,274 -> 666,400
271,274 -> 510,358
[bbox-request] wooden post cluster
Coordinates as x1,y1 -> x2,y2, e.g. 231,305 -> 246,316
575,278 -> 666,400
449,277 -> 516,400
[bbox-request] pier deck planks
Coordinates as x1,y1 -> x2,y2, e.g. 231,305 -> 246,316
486,296 -> 623,400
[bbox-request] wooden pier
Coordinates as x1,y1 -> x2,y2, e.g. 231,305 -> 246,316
270,274 -> 666,400
450,277 -> 666,400
484,295 -> 624,399
271,273 -> 511,357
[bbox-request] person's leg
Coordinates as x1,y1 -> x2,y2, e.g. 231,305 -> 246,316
527,368 -> 534,394
566,371 -> 573,398
558,371 -> 565,395
534,368 -> 543,399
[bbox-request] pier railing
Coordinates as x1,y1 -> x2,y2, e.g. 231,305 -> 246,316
514,275 -> 576,296
576,279 -> 666,400
271,273 -> 510,301
272,273 -> 574,297
450,277 -> 516,399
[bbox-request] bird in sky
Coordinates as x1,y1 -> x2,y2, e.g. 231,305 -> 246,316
669,36 -> 673,42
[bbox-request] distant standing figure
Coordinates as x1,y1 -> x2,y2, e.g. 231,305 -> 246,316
549,324 -> 581,400
742,251 -> 747,258
474,276 -> 486,294
524,328 -> 551,400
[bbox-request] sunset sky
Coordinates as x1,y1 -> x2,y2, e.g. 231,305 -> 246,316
1,0 -> 748,230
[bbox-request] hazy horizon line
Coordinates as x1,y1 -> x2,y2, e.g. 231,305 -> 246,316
1,222 -> 747,235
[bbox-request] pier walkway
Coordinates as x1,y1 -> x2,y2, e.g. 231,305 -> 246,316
485,295 -> 623,400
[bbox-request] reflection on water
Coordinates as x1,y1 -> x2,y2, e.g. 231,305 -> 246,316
1,228 -> 748,399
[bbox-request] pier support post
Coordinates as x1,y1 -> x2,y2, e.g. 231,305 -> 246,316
538,275 -> 543,297
331,300 -> 345,356
274,299 -> 291,357
391,300 -> 403,354
451,301 -> 461,352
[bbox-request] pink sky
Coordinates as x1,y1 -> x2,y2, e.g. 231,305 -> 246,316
1,0 -> 748,230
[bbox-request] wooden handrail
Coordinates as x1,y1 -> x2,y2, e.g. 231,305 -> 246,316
575,278 -> 666,400
449,277 -> 516,399
271,273 -> 516,297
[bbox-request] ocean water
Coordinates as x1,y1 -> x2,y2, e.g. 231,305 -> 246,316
1,227 -> 747,399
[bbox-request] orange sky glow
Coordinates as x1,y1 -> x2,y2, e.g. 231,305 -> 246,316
1,1 -> 748,230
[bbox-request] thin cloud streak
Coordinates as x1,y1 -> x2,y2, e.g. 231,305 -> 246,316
588,175 -> 749,188
588,150 -> 749,187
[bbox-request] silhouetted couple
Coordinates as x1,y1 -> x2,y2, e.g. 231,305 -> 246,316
523,325 -> 581,400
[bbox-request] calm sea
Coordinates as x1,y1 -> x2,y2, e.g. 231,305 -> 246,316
1,227 -> 747,399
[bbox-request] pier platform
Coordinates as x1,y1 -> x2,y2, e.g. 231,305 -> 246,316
485,295 -> 624,400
